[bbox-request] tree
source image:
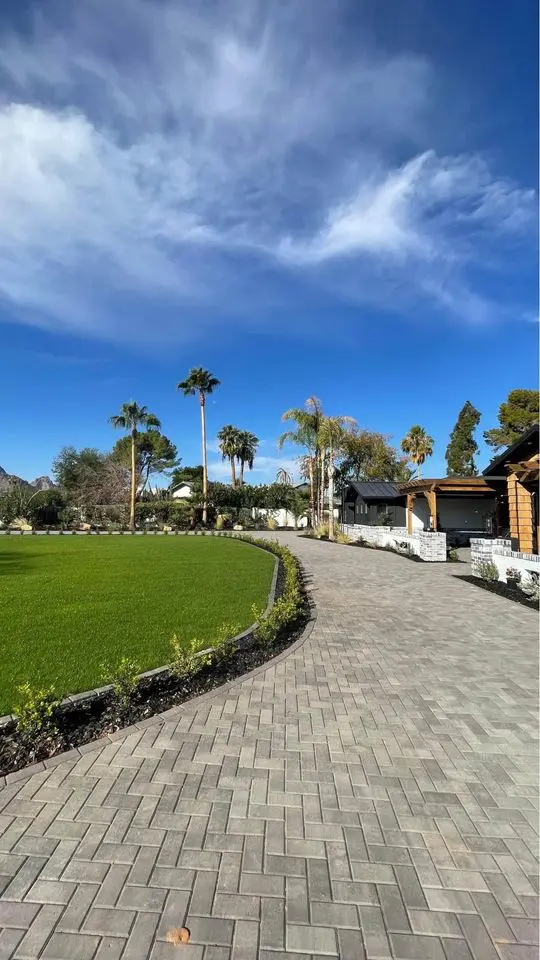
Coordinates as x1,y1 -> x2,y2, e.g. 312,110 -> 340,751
279,397 -> 324,527
337,430 -> 413,490
445,401 -> 481,476
170,464 -> 203,493
237,430 -> 259,485
400,425 -> 434,479
177,368 -> 220,524
111,431 -> 178,492
217,425 -> 241,487
52,447 -> 129,513
484,389 -> 539,450
276,467 -> 293,486
109,401 -> 161,530
318,415 -> 356,540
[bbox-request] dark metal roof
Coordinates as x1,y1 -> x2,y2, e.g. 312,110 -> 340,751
344,481 -> 402,500
483,424 -> 539,478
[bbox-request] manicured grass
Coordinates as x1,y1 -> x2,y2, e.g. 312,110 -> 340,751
0,536 -> 274,714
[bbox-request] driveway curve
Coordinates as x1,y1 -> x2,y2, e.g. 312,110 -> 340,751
0,534 -> 537,959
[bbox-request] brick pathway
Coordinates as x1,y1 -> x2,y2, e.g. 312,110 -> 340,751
0,534 -> 538,959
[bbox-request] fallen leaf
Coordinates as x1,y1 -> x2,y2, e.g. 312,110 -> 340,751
166,927 -> 191,946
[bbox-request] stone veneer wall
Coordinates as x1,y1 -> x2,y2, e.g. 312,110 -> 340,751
342,524 -> 447,562
470,537 -> 540,583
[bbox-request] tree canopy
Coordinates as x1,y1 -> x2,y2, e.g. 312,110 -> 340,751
400,425 -> 434,478
337,429 -> 412,489
483,389 -> 539,450
445,401 -> 481,476
111,431 -> 178,491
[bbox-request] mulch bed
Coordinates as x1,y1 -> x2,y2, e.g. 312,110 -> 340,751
0,560 -> 311,778
458,575 -> 539,610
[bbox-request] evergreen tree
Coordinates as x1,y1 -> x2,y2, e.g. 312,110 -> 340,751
445,401 -> 481,476
484,389 -> 539,450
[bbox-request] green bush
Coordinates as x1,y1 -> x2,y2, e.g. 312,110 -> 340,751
521,570 -> 539,601
170,634 -> 213,678
476,560 -> 499,582
13,682 -> 60,737
101,657 -> 141,706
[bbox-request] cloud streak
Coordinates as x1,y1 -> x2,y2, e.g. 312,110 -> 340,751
0,0 -> 535,340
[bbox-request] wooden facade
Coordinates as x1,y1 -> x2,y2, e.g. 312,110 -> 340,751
401,477 -> 497,536
483,425 -> 539,555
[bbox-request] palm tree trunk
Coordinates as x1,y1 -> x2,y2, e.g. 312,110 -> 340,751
417,461 -> 422,479
328,446 -> 335,541
200,394 -> 208,524
239,459 -> 244,486
319,448 -> 325,526
308,458 -> 315,528
230,457 -> 236,487
130,427 -> 136,531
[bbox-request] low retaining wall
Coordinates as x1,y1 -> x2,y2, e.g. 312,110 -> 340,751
342,524 -> 447,562
471,537 -> 540,584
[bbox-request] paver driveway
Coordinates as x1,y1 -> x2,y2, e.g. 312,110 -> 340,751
0,534 -> 538,959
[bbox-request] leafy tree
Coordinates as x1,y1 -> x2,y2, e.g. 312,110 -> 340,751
111,430 -> 178,492
52,447 -> 129,513
109,401 -> 161,531
52,447 -> 104,494
217,425 -> 241,487
445,401 -> 481,476
400,425 -> 434,479
25,489 -> 67,527
170,464 -> 203,493
484,389 -> 539,450
237,430 -> 259,485
337,430 -> 413,489
318,415 -> 356,540
177,368 -> 220,524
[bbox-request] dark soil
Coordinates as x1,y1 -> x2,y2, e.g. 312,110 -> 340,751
0,557 -> 311,777
458,575 -> 539,610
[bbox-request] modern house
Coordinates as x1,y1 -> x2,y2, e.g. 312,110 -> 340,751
482,423 -> 539,553
342,477 -> 497,545
342,482 -> 405,527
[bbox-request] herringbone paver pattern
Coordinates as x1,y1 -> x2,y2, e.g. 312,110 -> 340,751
0,534 -> 538,959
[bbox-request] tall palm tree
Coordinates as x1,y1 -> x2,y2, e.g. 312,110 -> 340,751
279,397 -> 323,527
276,467 -> 293,485
400,425 -> 434,479
318,415 -> 356,540
177,368 -> 220,523
236,430 -> 259,486
109,401 -> 161,531
217,424 -> 241,487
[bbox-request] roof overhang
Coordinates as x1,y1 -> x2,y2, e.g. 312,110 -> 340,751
399,478 -> 497,495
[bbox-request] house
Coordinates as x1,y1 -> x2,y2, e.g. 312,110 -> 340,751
171,481 -> 195,500
401,477 -> 497,545
342,482 -> 406,527
343,477 -> 498,546
482,423 -> 539,553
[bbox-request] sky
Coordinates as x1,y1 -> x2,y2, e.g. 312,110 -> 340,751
0,0 -> 538,484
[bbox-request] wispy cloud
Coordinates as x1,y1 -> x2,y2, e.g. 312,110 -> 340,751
0,0 -> 535,340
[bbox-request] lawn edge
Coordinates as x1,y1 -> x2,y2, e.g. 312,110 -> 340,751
1,538 -> 314,788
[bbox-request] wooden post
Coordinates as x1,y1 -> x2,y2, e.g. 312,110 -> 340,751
425,489 -> 437,531
406,493 -> 415,534
507,472 -> 534,553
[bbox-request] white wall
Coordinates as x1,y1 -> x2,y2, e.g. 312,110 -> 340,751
172,485 -> 193,500
471,537 -> 540,584
411,498 -> 429,530
343,523 -> 447,562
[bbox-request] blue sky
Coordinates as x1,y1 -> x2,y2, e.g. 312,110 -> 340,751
0,0 -> 537,483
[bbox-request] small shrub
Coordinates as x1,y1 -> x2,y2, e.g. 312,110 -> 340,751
447,547 -> 459,562
267,516 -> 278,531
213,621 -> 242,663
315,523 -> 329,539
335,528 -> 352,545
13,682 -> 60,737
101,657 -> 141,706
476,560 -> 499,582
377,510 -> 393,527
506,566 -> 522,586
170,634 -> 213,679
521,570 -> 539,601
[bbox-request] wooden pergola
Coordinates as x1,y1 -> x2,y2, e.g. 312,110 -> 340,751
400,477 -> 497,535
505,454 -> 539,554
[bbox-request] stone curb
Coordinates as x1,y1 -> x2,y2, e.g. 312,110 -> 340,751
0,539 -> 307,788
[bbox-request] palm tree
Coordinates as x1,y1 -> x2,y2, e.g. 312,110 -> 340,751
177,368 -> 220,524
276,467 -> 293,486
236,431 -> 259,485
217,425 -> 241,487
318,415 -> 356,540
279,397 -> 323,527
400,425 -> 434,479
109,401 -> 161,530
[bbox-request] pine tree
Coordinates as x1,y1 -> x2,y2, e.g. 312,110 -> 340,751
484,389 -> 539,450
445,401 -> 481,476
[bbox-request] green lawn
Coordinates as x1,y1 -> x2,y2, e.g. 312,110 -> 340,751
0,536 -> 274,714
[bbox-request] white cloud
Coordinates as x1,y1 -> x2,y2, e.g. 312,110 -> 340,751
0,0 -> 535,339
